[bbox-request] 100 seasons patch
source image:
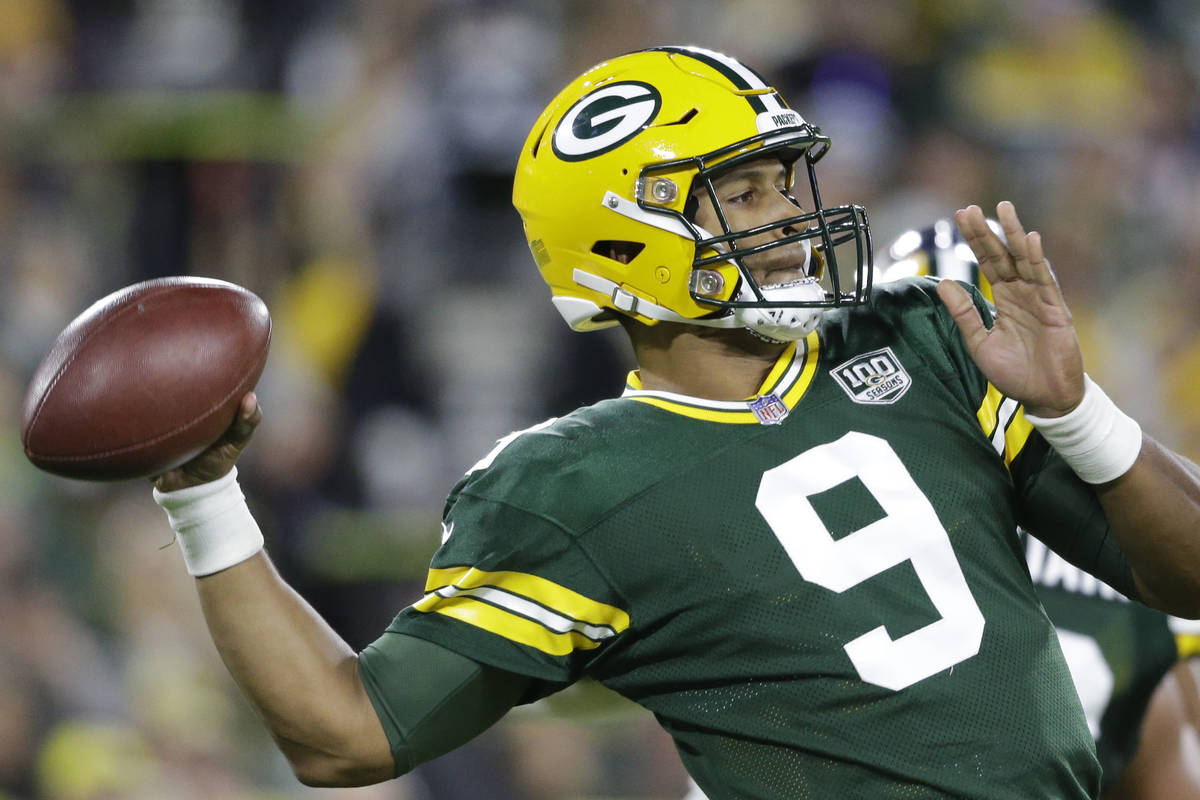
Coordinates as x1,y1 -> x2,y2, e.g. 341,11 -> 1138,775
830,347 -> 912,405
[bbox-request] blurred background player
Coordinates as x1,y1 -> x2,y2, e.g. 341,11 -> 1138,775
878,219 -> 1200,800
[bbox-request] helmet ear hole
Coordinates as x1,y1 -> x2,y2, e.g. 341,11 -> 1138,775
592,240 -> 646,265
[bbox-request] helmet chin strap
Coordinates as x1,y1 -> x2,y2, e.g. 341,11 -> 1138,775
734,278 -> 827,343
573,267 -> 826,342
725,235 -> 821,342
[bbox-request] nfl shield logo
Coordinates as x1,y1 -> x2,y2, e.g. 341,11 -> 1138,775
748,393 -> 789,425
831,347 -> 912,405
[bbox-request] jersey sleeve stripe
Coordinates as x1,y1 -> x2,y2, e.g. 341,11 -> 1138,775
1170,617 -> 1200,657
1176,634 -> 1200,658
424,584 -> 619,640
976,383 -> 1035,467
989,397 -> 1018,455
423,565 -> 631,631
412,593 -> 611,656
417,582 -> 619,638
976,383 -> 1005,441
1001,412 -> 1034,467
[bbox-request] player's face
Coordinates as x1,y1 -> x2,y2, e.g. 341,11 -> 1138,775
691,158 -> 813,287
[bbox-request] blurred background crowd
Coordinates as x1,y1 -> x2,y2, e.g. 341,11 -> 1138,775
1,0 -> 1199,798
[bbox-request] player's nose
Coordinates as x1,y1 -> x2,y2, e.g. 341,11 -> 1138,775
767,193 -> 801,236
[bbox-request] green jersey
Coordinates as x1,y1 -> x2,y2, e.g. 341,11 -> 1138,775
1024,533 -> 1178,791
383,278 -> 1136,798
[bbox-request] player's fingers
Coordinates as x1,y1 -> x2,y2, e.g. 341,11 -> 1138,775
240,391 -> 258,418
936,277 -> 988,354
149,393 -> 260,488
996,202 -> 1060,294
1027,230 -> 1043,266
223,392 -> 261,449
1025,231 -> 1070,308
1025,231 -> 1056,285
995,201 -> 1037,282
956,206 -> 1015,284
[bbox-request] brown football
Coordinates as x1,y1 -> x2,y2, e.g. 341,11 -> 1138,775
20,276 -> 272,481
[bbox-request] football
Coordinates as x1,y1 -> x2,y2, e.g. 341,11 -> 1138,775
20,276 -> 272,481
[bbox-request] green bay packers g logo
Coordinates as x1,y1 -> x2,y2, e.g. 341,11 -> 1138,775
552,81 -> 662,161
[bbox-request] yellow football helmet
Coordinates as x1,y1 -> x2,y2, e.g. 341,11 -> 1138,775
879,218 -> 998,302
512,46 -> 872,342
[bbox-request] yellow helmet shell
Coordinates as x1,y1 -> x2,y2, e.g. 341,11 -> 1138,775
513,46 -> 832,331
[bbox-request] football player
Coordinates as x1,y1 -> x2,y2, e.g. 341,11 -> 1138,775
879,220 -> 1200,799
149,47 -> 1200,798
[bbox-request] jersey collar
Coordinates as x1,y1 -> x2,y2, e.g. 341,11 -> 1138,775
621,331 -> 820,425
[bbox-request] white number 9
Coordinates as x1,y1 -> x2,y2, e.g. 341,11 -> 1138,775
757,431 -> 986,690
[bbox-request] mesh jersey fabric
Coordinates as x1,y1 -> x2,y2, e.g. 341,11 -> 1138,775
1023,531 -> 1178,791
373,277 -> 1135,799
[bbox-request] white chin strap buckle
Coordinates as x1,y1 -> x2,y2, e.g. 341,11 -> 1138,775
735,278 -> 827,342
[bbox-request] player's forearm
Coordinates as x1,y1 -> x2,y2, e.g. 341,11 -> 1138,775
1024,377 -> 1200,616
195,552 -> 394,786
1100,437 -> 1200,618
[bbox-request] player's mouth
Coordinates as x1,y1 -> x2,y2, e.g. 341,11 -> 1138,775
757,264 -> 808,288
750,237 -> 816,288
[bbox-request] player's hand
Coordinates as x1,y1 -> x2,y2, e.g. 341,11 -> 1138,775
152,392 -> 262,492
936,201 -> 1085,418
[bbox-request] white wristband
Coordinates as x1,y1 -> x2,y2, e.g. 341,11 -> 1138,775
1024,375 -> 1143,485
153,467 -> 265,577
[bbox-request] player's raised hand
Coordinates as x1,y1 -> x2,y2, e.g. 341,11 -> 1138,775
153,392 -> 262,493
935,201 -> 1084,418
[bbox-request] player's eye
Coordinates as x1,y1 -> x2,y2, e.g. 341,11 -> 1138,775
725,189 -> 754,205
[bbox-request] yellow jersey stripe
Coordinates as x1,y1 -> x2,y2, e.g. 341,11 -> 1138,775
780,331 -> 821,406
758,340 -> 800,389
413,594 -> 608,656
1177,634 -> 1200,659
976,383 -> 1006,439
623,350 -> 803,394
1002,411 -> 1035,467
622,332 -> 820,423
627,395 -> 764,423
424,565 -> 630,630
975,383 -> 1035,467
